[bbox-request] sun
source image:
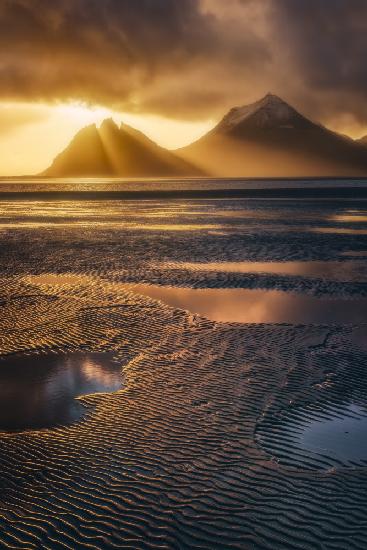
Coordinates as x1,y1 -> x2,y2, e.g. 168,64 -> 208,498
56,102 -> 114,126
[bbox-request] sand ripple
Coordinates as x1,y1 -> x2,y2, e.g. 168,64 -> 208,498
0,197 -> 366,548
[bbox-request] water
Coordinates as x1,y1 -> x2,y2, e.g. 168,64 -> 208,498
314,227 -> 367,235
163,260 -> 366,281
0,352 -> 123,431
256,403 -> 367,465
1,177 -> 367,193
298,405 -> 367,462
342,251 -> 367,257
0,181 -> 366,546
124,285 -> 367,324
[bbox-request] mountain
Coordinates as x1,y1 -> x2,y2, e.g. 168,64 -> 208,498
42,97 -> 367,178
358,135 -> 367,147
42,119 -> 200,177
177,93 -> 367,177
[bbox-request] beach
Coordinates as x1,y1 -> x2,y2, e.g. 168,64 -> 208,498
0,179 -> 366,548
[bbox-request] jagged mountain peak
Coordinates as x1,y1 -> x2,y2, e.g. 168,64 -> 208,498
42,118 -> 201,177
99,118 -> 119,131
75,122 -> 98,134
259,92 -> 288,105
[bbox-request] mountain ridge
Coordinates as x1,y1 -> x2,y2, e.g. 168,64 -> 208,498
42,94 -> 367,178
177,94 -> 367,177
214,93 -> 315,133
42,118 -> 201,177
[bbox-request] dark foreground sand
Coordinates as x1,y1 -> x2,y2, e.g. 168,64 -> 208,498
0,185 -> 366,549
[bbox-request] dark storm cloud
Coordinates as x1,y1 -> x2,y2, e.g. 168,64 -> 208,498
0,0 -> 366,128
270,0 -> 367,127
0,0 -> 271,117
0,0 -> 211,101
274,0 -> 367,90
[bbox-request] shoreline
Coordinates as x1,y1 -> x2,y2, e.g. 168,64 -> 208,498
0,186 -> 366,200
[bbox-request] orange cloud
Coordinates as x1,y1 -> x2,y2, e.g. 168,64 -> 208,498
0,0 -> 366,131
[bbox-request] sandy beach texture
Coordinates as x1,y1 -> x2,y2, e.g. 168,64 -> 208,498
0,181 -> 366,549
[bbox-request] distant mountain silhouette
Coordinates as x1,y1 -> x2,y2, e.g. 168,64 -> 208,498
177,93 -> 367,177
358,135 -> 367,147
42,96 -> 367,178
42,119 -> 201,177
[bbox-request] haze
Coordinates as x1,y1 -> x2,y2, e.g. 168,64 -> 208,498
1,0 -> 367,175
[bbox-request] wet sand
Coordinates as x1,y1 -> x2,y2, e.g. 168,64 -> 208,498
0,180 -> 366,549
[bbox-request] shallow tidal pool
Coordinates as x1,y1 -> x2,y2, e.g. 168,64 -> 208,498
124,284 -> 367,324
0,352 -> 123,431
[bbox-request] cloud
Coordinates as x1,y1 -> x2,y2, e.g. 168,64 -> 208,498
0,0 -> 366,131
268,0 -> 367,130
0,0 -> 271,118
0,103 -> 49,135
0,2 -> 215,102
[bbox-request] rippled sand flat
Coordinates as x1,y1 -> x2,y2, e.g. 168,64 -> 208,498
0,188 -> 366,549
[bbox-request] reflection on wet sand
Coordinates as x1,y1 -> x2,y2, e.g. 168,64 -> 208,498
314,227 -> 367,235
330,213 -> 367,223
0,200 -> 365,239
342,251 -> 367,257
124,284 -> 367,324
0,189 -> 367,548
0,352 -> 122,431
0,221 -> 224,231
350,326 -> 367,351
24,273 -> 93,286
162,260 -> 365,281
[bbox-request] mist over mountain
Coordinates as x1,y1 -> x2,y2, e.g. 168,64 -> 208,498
42,119 -> 200,177
177,94 -> 367,177
43,95 -> 367,178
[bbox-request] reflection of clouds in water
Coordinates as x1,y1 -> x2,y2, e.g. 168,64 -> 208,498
0,353 -> 122,431
124,285 -> 367,324
314,227 -> 367,235
332,215 -> 367,222
80,357 -> 122,389
329,209 -> 367,223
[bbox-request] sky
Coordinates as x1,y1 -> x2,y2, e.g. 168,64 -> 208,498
1,0 -> 367,175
